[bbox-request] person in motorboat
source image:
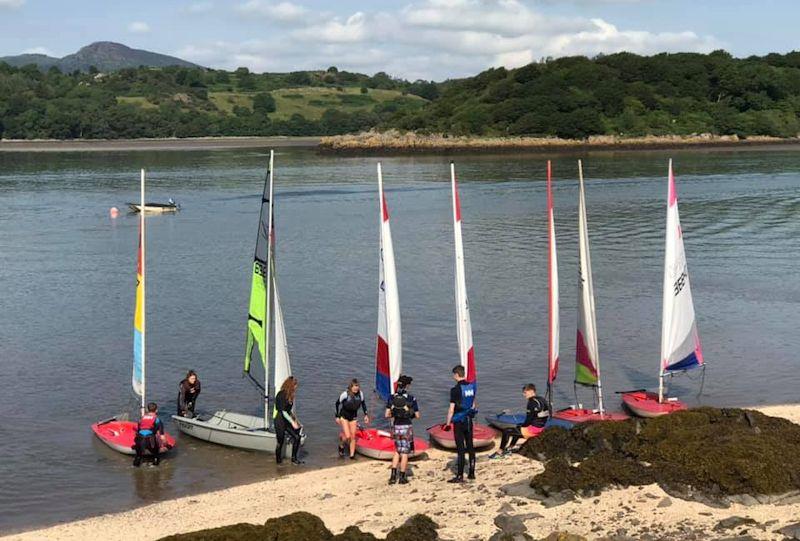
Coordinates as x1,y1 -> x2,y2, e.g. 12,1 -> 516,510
177,370 -> 201,418
385,374 -> 419,485
335,378 -> 370,459
133,402 -> 165,467
444,365 -> 477,483
274,376 -> 304,465
489,383 -> 549,459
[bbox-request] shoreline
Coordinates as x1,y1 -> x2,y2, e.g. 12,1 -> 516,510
4,404 -> 800,541
0,136 -> 320,153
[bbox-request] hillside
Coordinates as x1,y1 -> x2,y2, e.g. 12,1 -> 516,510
0,42 -> 199,73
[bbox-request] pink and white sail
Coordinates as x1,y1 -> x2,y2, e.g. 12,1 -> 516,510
659,160 -> 703,400
451,162 -> 476,384
375,163 -> 402,401
546,161 -> 559,387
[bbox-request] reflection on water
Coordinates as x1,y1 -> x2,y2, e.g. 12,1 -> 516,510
0,147 -> 798,531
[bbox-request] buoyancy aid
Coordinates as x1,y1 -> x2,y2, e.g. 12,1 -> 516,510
452,381 -> 477,423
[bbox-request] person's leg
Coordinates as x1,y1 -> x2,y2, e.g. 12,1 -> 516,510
449,422 -> 466,482
147,435 -> 161,466
389,451 -> 399,484
286,423 -> 303,463
348,420 -> 358,458
398,453 -> 410,484
466,419 -> 476,480
275,422 -> 286,463
338,418 -> 349,456
133,434 -> 143,467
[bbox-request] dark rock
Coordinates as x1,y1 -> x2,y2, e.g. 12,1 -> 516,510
777,522 -> 800,540
657,497 -> 672,508
158,523 -> 269,541
714,517 -> 757,531
488,532 -> 534,541
541,533 -> 588,541
494,513 -> 527,534
515,513 -> 544,521
333,526 -> 380,541
497,502 -> 515,513
385,514 -> 438,541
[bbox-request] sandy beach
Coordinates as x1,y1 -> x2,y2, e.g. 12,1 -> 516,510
3,404 -> 799,541
0,136 -> 320,153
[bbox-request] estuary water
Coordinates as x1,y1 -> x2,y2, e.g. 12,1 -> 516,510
0,147 -> 798,531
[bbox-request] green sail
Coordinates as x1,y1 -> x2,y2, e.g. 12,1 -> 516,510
244,169 -> 272,373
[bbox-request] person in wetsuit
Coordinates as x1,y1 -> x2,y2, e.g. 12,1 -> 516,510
133,402 -> 165,467
274,376 -> 303,465
177,370 -> 201,418
445,365 -> 477,483
385,375 -> 419,485
335,378 -> 370,459
489,383 -> 549,459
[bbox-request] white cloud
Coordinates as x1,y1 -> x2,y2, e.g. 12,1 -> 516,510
0,0 -> 25,8
237,0 -> 309,23
182,0 -> 722,79
128,21 -> 151,34
22,46 -> 55,56
186,1 -> 213,13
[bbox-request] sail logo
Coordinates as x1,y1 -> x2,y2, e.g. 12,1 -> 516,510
673,270 -> 688,296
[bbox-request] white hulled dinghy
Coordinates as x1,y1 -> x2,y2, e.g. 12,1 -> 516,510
428,162 -> 496,449
622,160 -> 705,417
353,163 -> 429,460
172,151 -> 304,452
92,169 -> 176,455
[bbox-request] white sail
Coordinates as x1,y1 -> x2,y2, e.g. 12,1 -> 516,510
272,272 -> 291,392
547,161 -> 559,386
375,163 -> 402,401
451,162 -> 476,383
575,160 -> 601,390
660,160 -> 704,399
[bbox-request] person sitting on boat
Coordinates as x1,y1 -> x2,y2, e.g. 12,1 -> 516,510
177,370 -> 201,418
385,374 -> 419,485
445,365 -> 478,483
335,378 -> 370,459
274,376 -> 304,465
133,402 -> 165,467
489,383 -> 549,459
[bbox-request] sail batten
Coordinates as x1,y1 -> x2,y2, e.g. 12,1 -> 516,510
547,161 -> 559,386
375,163 -> 402,402
660,160 -> 704,393
451,163 -> 476,385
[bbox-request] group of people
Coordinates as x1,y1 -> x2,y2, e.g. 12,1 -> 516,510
134,366 -> 551,478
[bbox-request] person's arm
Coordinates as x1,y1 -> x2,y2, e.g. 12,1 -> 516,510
446,386 -> 458,425
156,417 -> 165,435
412,397 -> 420,420
178,382 -> 188,412
360,392 -> 370,423
194,380 -> 201,397
446,402 -> 455,425
335,392 -> 343,418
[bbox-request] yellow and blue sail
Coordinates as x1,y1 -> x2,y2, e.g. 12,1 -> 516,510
244,170 -> 271,373
132,220 -> 144,397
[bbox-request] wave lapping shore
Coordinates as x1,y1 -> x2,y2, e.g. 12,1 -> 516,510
320,130 -> 800,154
4,405 -> 800,541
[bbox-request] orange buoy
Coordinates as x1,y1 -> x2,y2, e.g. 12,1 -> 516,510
109,207 -> 120,218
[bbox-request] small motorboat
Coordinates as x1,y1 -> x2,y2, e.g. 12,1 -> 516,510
127,200 -> 180,213
353,428 -> 429,460
620,390 -> 687,418
552,406 -> 630,424
427,422 -> 497,449
485,411 -> 527,430
92,418 -> 175,456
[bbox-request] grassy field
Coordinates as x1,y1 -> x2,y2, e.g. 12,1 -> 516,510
118,86 -> 425,119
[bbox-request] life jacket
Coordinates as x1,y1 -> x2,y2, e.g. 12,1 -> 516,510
341,391 -> 363,413
138,412 -> 158,435
390,392 -> 414,421
452,381 -> 477,423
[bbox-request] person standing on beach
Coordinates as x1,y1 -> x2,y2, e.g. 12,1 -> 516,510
133,402 -> 165,467
489,383 -> 548,459
446,365 -> 477,483
274,376 -> 304,465
176,370 -> 201,418
386,375 -> 419,485
335,378 -> 370,459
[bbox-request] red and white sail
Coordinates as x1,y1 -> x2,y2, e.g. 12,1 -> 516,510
659,160 -> 703,398
575,160 -> 601,391
375,163 -> 402,401
547,161 -> 559,386
451,162 -> 476,384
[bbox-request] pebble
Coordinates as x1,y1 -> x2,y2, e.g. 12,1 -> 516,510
657,497 -> 672,508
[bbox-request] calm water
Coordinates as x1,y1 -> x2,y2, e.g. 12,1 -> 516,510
0,147 -> 798,532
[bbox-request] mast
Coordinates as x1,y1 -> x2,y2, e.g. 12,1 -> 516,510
576,160 -> 603,413
546,160 -> 559,409
140,168 -> 146,414
451,161 -> 475,385
264,150 -> 275,426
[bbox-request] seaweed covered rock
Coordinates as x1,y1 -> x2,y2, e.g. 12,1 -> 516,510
333,526 -> 379,541
519,408 -> 800,503
159,523 -> 267,541
262,512 -> 333,540
385,514 -> 439,541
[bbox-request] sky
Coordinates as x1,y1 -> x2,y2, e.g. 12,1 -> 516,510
0,0 -> 798,81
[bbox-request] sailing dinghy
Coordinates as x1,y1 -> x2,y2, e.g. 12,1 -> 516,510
172,151 -> 304,452
621,160 -> 704,417
127,201 -> 180,213
92,169 -> 176,455
428,162 -> 496,449
353,163 -> 429,460
552,161 -> 628,424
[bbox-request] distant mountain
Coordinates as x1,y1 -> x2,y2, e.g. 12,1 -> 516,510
0,42 -> 201,72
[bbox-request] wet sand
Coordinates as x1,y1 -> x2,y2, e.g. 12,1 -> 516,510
0,136 -> 319,152
4,404 -> 800,541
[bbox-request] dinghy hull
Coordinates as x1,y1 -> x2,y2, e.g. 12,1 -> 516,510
427,422 -> 496,449
92,420 -> 175,456
352,428 -> 429,460
172,411 -> 305,453
485,412 -> 526,430
552,408 -> 629,424
621,391 -> 687,418
127,203 -> 179,213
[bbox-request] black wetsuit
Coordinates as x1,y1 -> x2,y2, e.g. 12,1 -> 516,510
450,381 -> 475,478
134,413 -> 164,465
274,389 -> 301,463
177,378 -> 201,418
499,396 -> 549,450
335,390 -> 367,422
